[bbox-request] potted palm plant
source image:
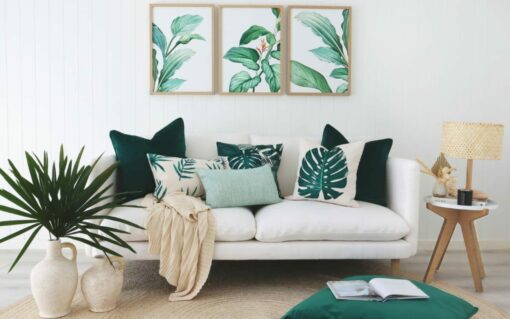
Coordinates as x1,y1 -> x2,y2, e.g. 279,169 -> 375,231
0,146 -> 143,318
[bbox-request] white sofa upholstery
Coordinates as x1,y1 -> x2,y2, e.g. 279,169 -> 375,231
86,133 -> 420,261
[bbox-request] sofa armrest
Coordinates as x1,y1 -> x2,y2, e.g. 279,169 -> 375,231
88,154 -> 118,229
386,157 -> 420,255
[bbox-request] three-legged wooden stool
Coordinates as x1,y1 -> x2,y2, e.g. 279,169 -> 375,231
423,198 -> 498,292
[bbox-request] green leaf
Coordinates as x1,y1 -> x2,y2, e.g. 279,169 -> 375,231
177,33 -> 205,45
270,50 -> 280,60
336,83 -> 349,93
295,11 -> 342,56
171,15 -> 203,36
225,146 -> 264,169
228,71 -> 262,93
239,25 -> 271,45
147,154 -> 169,172
152,49 -> 158,83
330,67 -> 349,80
266,33 -> 276,46
255,144 -> 283,175
309,47 -> 344,65
341,9 -> 350,52
158,49 -> 195,91
290,61 -> 332,93
8,225 -> 42,272
298,147 -> 348,199
155,180 -> 167,200
173,158 -> 196,180
272,8 -> 280,18
159,78 -> 185,92
152,23 -> 167,54
262,60 -> 280,93
223,47 -> 260,71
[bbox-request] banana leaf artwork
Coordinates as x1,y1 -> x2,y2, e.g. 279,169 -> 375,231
288,6 -> 351,95
150,5 -> 214,94
220,6 -> 283,94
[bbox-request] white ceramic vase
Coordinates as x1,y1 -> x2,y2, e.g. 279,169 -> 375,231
31,240 -> 78,318
81,256 -> 124,313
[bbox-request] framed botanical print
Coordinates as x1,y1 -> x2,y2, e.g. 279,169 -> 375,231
150,4 -> 214,94
219,5 -> 283,95
287,6 -> 351,95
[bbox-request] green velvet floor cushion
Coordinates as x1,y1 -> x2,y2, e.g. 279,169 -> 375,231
110,118 -> 186,199
197,165 -> 282,208
282,275 -> 478,319
321,124 -> 393,207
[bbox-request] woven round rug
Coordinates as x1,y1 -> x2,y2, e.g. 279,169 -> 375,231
1,259 -> 508,319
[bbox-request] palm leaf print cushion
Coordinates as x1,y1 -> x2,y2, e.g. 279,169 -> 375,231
288,140 -> 365,207
217,142 -> 284,194
147,154 -> 226,199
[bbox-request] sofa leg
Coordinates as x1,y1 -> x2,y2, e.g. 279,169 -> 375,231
391,259 -> 401,276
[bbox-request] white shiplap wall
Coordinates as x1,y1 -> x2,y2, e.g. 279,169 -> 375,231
1,0 -> 510,249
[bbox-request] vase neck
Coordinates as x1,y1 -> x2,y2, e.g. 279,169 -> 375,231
46,240 -> 63,258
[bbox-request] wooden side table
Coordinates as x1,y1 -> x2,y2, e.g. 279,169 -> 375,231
422,196 -> 498,292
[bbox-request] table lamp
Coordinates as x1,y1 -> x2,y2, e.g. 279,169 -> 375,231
441,122 -> 504,199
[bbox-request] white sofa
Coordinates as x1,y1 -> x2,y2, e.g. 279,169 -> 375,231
86,133 -> 420,270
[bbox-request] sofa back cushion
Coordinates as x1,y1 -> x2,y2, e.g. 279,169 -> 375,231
186,134 -> 250,159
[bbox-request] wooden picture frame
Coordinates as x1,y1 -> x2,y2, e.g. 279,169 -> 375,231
150,4 -> 215,95
218,5 -> 284,95
287,6 -> 351,96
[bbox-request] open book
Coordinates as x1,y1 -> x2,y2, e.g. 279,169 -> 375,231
327,278 -> 429,302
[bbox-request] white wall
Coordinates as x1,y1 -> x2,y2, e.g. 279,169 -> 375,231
1,0 -> 509,250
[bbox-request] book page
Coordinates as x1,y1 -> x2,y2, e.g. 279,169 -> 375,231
369,278 -> 429,300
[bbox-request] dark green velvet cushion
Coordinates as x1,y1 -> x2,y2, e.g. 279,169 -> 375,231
322,124 -> 393,207
110,118 -> 185,198
282,275 -> 478,319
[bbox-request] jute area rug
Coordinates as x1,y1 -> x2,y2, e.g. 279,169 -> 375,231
1,259 -> 508,319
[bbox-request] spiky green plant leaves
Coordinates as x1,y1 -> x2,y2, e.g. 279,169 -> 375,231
0,146 -> 144,272
297,147 -> 348,199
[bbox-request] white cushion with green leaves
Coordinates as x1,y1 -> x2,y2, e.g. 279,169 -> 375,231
288,140 -> 365,207
147,154 -> 226,198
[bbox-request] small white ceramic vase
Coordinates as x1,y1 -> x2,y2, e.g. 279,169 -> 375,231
81,256 -> 124,313
31,240 -> 78,318
433,180 -> 448,197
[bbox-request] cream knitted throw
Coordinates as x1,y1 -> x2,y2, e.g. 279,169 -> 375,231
142,193 -> 215,301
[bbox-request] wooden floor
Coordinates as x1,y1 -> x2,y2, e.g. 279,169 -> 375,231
1,249 -> 509,313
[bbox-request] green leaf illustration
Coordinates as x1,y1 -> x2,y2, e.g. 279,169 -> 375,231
177,33 -> 205,45
270,51 -> 281,60
298,147 -> 348,200
227,147 -> 264,169
229,71 -> 262,93
224,47 -> 260,71
342,9 -> 350,52
147,154 -> 169,172
205,161 -> 224,170
295,12 -> 343,57
336,83 -> 349,93
272,8 -> 280,18
159,78 -> 185,92
171,15 -> 203,36
152,49 -> 158,83
309,47 -> 344,65
152,23 -> 167,55
173,158 -> 196,181
290,61 -> 332,93
155,180 -> 167,200
158,49 -> 195,91
256,144 -> 283,175
181,186 -> 198,196
330,67 -> 349,80
262,60 -> 280,93
239,25 -> 271,45
266,33 -> 276,46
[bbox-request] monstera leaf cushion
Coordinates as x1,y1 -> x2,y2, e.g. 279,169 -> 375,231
288,140 -> 365,207
217,142 -> 284,194
147,154 -> 226,199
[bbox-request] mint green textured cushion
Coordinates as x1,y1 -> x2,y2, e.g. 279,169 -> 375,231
197,165 -> 282,208
282,275 -> 478,319
110,118 -> 185,199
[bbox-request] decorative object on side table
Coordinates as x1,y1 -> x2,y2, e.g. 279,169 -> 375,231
81,256 -> 125,313
0,146 -> 143,318
423,196 -> 498,292
416,153 -> 457,198
441,121 -> 504,200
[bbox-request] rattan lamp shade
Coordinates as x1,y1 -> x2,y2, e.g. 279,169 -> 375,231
441,122 -> 504,160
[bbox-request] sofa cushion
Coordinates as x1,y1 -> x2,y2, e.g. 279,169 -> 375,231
254,200 -> 410,242
101,198 -> 256,242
